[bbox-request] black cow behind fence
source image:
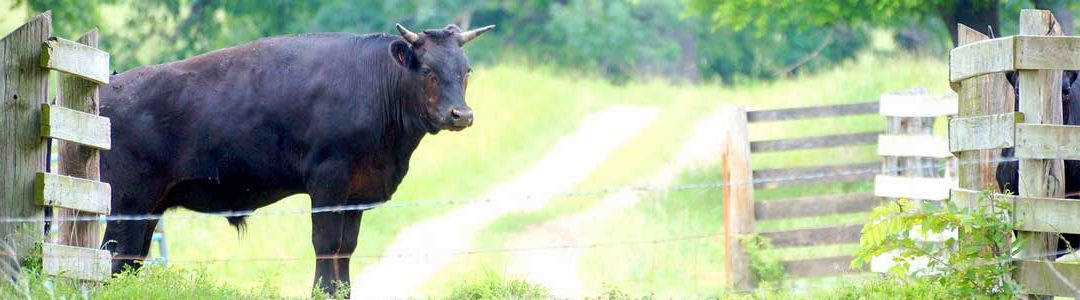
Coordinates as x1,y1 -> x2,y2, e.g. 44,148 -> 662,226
996,70 -> 1080,257
99,24 -> 493,296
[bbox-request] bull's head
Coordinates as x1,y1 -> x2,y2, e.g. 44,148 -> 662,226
390,23 -> 494,132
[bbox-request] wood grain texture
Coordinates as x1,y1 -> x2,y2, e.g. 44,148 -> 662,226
0,11 -> 50,268
952,188 -> 1080,235
745,102 -> 877,123
54,29 -> 107,250
721,105 -> 756,290
1017,13 -> 1065,300
955,24 -> 1015,193
752,162 -> 879,189
948,112 -> 1021,152
34,172 -> 110,214
754,193 -> 880,220
749,132 -> 879,153
1015,124 -> 1080,160
40,103 -> 110,149
41,243 -> 110,281
1015,35 -> 1080,71
1014,260 -> 1080,298
949,36 -> 1015,83
759,224 -> 863,248
40,37 -> 108,84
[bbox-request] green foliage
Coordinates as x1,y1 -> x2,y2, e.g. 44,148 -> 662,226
854,194 -> 1022,299
442,270 -> 549,300
814,276 -> 951,300
741,234 -> 786,285
10,0 -> 870,83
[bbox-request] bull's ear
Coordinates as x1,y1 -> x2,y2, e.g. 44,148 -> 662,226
389,40 -> 417,69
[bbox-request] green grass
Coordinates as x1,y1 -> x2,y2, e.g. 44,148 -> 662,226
0,265 -> 322,300
418,53 -> 950,296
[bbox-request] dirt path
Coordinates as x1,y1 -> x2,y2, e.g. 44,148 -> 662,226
503,107 -> 729,298
352,106 -> 660,299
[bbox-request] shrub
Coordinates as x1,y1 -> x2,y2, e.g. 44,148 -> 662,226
443,270 -> 548,300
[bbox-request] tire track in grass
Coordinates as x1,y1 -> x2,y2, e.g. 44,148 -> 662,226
352,106 -> 660,298
503,107 -> 729,298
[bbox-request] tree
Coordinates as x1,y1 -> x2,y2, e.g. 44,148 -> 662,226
687,0 -> 1075,47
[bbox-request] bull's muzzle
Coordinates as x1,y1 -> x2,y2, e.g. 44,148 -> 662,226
449,108 -> 474,129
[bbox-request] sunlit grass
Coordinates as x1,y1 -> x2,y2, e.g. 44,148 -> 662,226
419,53 -> 949,296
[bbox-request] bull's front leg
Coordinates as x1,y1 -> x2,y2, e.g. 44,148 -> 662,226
307,161 -> 363,297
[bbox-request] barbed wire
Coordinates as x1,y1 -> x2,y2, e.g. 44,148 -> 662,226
0,155 -> 1022,224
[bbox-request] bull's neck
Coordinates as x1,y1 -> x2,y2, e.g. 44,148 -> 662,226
379,71 -> 432,151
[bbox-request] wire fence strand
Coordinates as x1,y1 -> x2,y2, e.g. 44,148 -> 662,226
0,155 -> 1021,224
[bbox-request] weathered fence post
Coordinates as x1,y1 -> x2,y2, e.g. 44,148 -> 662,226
721,105 -> 755,290
0,11 -> 51,270
55,29 -> 105,249
954,24 -> 1012,204
1,11 -> 112,281
1016,10 -> 1064,300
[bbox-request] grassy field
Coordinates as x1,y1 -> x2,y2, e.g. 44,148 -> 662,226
4,8 -> 958,295
421,53 -> 950,297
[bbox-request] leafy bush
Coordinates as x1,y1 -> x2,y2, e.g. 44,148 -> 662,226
854,193 -> 1022,299
443,270 -> 548,300
0,264 -> 287,300
814,276 -> 951,300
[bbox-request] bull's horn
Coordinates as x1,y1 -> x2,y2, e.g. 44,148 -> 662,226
460,25 -> 495,45
396,23 -> 421,44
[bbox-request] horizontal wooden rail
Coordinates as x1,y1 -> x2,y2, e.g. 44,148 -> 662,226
41,37 -> 109,84
42,243 -> 111,281
782,255 -> 864,278
949,36 -> 1016,83
879,94 -> 958,117
746,102 -> 878,123
40,104 -> 111,150
34,172 -> 110,214
1015,124 -> 1080,160
874,175 -> 956,201
752,162 -> 879,189
755,193 -> 880,220
750,132 -> 879,153
1015,260 -> 1080,297
877,135 -> 952,158
951,189 -> 1080,234
950,35 -> 1080,83
760,224 -> 863,248
949,112 -> 1022,152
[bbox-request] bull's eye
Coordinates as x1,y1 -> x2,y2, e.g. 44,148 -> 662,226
420,67 -> 433,77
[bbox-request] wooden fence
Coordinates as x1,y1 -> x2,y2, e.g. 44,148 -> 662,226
721,101 -> 882,290
0,11 -> 112,281
721,90 -> 959,289
949,9 -> 1080,298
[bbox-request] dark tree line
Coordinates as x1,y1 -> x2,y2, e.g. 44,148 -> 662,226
13,0 -> 1079,84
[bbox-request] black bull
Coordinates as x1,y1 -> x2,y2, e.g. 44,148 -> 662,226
98,24 -> 493,295
996,70 -> 1080,257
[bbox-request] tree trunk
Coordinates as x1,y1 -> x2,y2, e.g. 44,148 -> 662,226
939,0 -> 1000,46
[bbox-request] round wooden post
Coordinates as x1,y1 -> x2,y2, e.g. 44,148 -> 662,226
721,105 -> 755,290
